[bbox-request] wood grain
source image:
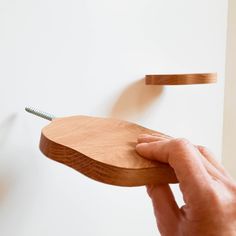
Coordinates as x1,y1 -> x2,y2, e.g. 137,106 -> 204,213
40,116 -> 177,186
145,73 -> 217,85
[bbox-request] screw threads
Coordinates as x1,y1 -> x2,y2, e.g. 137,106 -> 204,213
25,107 -> 56,121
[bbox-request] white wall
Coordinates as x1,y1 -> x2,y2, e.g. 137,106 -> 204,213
223,0 -> 236,179
0,1 -> 228,235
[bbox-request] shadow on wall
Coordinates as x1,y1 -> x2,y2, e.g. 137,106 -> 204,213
110,78 -> 164,119
0,114 -> 17,147
0,114 -> 17,202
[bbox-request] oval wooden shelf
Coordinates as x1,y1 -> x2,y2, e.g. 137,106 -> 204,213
40,115 -> 177,187
145,73 -> 217,85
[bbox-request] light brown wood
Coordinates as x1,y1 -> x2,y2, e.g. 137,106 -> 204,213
145,73 -> 217,85
40,115 -> 177,186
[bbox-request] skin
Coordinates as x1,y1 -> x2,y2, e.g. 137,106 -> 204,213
136,134 -> 236,236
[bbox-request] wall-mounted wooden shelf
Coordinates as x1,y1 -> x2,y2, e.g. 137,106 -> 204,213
40,115 -> 177,187
145,73 -> 217,85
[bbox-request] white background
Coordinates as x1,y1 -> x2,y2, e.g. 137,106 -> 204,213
0,1 -> 228,235
223,0 -> 236,179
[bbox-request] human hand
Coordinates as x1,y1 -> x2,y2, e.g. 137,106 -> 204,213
136,134 -> 236,236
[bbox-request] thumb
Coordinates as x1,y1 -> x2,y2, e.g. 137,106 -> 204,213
147,184 -> 180,234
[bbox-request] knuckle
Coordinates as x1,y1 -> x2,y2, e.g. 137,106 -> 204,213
198,145 -> 210,155
198,145 -> 207,152
170,138 -> 192,149
230,182 -> 236,194
204,182 -> 236,212
203,186 -> 224,209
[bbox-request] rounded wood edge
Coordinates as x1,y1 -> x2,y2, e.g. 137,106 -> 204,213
39,132 -> 178,187
145,73 -> 217,85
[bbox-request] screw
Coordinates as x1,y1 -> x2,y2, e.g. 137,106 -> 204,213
25,107 -> 56,121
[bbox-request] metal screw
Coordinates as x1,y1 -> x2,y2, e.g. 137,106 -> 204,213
25,107 -> 56,121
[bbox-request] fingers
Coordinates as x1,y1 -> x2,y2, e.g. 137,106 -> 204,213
138,134 -> 229,179
136,138 -> 210,183
197,146 -> 230,177
137,134 -> 230,178
138,133 -> 230,177
136,137 -> 212,201
147,184 -> 179,234
197,146 -> 234,184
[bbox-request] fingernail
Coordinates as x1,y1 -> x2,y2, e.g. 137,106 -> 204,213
138,134 -> 152,138
136,143 -> 148,149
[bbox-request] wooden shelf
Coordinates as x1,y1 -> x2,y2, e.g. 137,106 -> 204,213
40,115 -> 177,187
145,73 -> 217,85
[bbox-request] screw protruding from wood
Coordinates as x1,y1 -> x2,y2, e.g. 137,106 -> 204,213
25,107 -> 56,121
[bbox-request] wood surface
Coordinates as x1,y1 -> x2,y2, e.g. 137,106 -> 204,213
40,116 -> 177,186
145,73 -> 217,85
